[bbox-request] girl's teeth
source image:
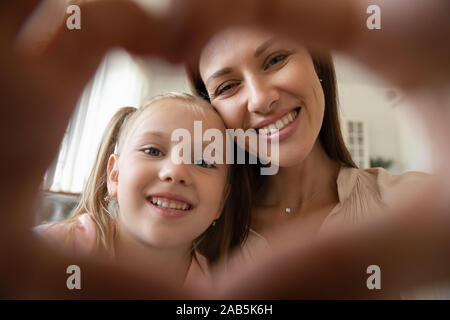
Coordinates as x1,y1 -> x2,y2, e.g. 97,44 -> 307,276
151,197 -> 190,211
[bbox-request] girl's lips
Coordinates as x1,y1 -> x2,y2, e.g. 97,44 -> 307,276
147,201 -> 192,219
258,107 -> 302,143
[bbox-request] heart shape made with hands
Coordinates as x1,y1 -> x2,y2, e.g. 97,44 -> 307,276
1,0 -> 450,299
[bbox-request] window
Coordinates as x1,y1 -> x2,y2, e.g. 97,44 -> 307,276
341,118 -> 370,169
44,50 -> 148,193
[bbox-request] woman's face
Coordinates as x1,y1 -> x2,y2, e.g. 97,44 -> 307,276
199,27 -> 325,167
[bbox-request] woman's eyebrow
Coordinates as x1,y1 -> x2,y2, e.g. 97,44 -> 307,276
206,67 -> 233,85
254,38 -> 276,58
206,38 -> 276,85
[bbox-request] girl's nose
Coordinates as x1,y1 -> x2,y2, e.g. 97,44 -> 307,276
158,159 -> 192,186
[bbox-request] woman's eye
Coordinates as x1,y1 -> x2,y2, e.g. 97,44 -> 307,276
215,82 -> 239,97
195,159 -> 215,169
143,147 -> 163,157
264,54 -> 288,70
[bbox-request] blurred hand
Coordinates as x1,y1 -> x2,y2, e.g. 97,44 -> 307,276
1,0 -> 450,299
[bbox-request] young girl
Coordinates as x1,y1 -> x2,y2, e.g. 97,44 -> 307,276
35,93 -> 252,287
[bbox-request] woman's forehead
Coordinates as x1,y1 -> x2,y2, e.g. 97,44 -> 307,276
199,27 -> 300,76
205,27 -> 274,50
201,27 -> 271,64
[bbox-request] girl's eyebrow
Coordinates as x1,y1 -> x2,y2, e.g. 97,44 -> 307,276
134,131 -> 168,143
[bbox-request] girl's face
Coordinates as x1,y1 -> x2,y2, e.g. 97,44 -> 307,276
108,99 -> 229,250
199,27 -> 325,167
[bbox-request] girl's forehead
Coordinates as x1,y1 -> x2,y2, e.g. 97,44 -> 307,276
129,99 -> 225,137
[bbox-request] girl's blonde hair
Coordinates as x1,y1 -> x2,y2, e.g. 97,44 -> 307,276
63,93 -> 252,263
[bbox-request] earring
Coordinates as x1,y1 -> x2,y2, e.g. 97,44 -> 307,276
319,78 -> 323,82
211,220 -> 216,227
104,194 -> 112,202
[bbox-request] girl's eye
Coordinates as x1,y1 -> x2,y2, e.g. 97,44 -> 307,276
264,53 -> 288,70
195,159 -> 215,169
143,147 -> 163,157
214,81 -> 239,97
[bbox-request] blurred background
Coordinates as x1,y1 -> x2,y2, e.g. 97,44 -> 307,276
36,0 -> 433,226
40,49 -> 432,195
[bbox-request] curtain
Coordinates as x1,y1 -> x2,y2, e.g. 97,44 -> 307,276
48,49 -> 148,193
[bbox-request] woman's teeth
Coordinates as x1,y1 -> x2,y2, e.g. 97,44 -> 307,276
258,108 -> 299,135
150,197 -> 191,210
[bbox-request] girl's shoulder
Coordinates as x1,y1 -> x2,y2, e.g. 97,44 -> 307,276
33,213 -> 97,257
225,229 -> 271,269
184,251 -> 213,290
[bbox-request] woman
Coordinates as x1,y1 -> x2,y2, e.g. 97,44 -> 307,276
186,27 -> 429,249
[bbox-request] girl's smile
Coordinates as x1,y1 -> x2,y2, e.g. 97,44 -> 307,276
147,193 -> 194,219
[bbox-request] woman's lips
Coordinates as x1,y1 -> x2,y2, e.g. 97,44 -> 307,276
257,107 -> 302,143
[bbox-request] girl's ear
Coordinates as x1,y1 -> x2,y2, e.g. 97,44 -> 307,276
107,154 -> 119,198
215,183 -> 231,220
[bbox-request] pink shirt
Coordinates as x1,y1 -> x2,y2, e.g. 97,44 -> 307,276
34,213 -> 211,287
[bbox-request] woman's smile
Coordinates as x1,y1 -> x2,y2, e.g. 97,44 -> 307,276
254,106 -> 302,143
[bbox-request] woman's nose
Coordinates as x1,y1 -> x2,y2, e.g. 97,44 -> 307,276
158,159 -> 192,186
247,76 -> 280,114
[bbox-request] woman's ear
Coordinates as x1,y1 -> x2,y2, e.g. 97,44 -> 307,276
215,183 -> 231,220
107,154 -> 119,198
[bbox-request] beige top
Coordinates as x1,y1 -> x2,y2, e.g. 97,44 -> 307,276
238,166 -> 449,299
243,166 -> 430,250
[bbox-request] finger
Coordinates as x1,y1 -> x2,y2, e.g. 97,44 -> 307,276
3,235 -> 189,299
32,0 -> 171,66
163,0 -> 362,64
219,195 -> 450,299
0,0 -> 42,39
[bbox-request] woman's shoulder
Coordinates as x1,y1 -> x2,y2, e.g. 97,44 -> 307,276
338,166 -> 435,209
33,213 -> 97,257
